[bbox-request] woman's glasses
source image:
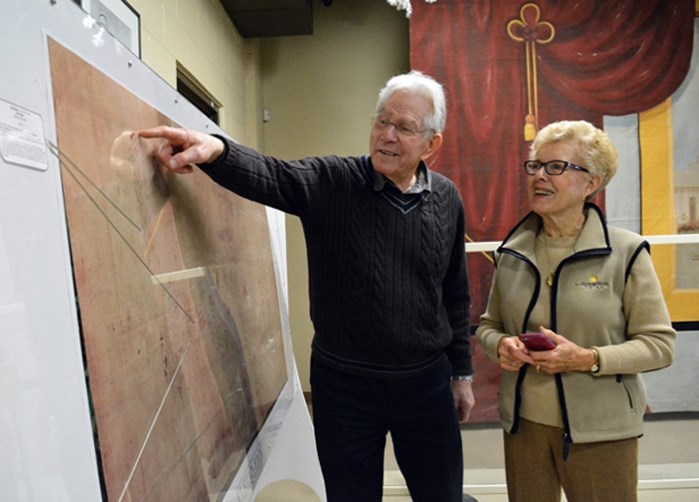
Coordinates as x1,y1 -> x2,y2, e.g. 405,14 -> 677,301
524,160 -> 590,176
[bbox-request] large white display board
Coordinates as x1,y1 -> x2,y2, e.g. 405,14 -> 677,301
0,1 -> 323,500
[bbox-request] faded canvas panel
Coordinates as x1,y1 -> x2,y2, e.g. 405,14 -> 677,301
49,38 -> 287,501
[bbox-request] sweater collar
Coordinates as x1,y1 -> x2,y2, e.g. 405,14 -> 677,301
498,202 -> 612,259
370,160 -> 432,194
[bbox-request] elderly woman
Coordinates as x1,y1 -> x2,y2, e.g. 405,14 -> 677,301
476,120 -> 675,502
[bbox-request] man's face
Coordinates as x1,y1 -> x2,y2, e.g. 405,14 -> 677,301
369,90 -> 442,190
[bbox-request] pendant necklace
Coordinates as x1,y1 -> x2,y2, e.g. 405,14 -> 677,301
543,234 -> 576,287
546,270 -> 555,288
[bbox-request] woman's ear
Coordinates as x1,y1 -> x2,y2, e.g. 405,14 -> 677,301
584,174 -> 603,198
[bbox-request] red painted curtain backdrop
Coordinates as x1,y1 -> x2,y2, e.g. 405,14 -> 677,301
410,0 -> 694,421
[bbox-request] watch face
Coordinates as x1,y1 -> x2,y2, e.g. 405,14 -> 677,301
591,364 -> 600,373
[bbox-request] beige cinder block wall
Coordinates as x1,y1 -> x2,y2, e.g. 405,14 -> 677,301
260,0 -> 409,393
127,0 -> 263,148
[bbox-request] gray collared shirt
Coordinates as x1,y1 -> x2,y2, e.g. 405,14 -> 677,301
371,162 -> 432,214
371,161 -> 432,194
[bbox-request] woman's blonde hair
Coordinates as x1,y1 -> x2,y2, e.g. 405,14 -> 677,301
531,120 -> 618,200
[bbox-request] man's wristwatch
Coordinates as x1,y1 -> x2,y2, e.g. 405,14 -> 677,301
451,375 -> 473,382
590,348 -> 600,374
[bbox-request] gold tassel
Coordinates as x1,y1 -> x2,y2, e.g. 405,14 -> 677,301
524,113 -> 537,141
507,4 -> 555,142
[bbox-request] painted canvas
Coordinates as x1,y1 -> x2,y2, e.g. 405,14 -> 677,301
409,0 -> 695,422
48,39 -> 287,500
638,18 -> 699,323
668,18 -> 699,297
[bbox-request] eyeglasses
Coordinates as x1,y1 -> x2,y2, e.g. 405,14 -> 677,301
524,160 -> 590,176
372,114 -> 432,137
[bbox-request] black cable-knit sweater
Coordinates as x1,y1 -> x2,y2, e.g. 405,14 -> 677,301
199,137 -> 472,379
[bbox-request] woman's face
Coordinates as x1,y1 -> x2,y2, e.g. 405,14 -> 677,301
527,141 -> 600,221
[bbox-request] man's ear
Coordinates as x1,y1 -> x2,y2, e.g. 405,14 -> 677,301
422,133 -> 443,159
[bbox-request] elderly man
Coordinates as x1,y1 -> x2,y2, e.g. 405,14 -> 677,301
140,70 -> 475,502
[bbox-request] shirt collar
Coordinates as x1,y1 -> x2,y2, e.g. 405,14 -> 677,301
371,161 -> 432,194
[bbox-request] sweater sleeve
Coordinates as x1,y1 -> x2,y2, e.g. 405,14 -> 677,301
475,268 -> 506,363
442,188 -> 473,375
596,245 -> 676,375
197,135 -> 350,217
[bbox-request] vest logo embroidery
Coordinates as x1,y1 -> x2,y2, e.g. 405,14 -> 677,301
576,275 -> 610,290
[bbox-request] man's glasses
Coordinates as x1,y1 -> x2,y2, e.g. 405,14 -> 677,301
524,160 -> 590,176
372,114 -> 432,137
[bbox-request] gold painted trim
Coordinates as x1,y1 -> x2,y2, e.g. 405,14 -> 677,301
639,99 -> 698,321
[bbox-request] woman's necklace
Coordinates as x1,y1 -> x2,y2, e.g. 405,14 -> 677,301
542,234 -> 577,287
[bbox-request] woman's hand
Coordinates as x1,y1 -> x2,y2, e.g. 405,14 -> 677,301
497,335 -> 534,372
528,326 -> 597,374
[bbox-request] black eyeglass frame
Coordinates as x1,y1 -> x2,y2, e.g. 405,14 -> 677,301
524,159 -> 590,176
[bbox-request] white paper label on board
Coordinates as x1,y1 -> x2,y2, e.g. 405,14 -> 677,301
0,98 -> 48,171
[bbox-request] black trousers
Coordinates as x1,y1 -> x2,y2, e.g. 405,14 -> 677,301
310,357 -> 464,502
